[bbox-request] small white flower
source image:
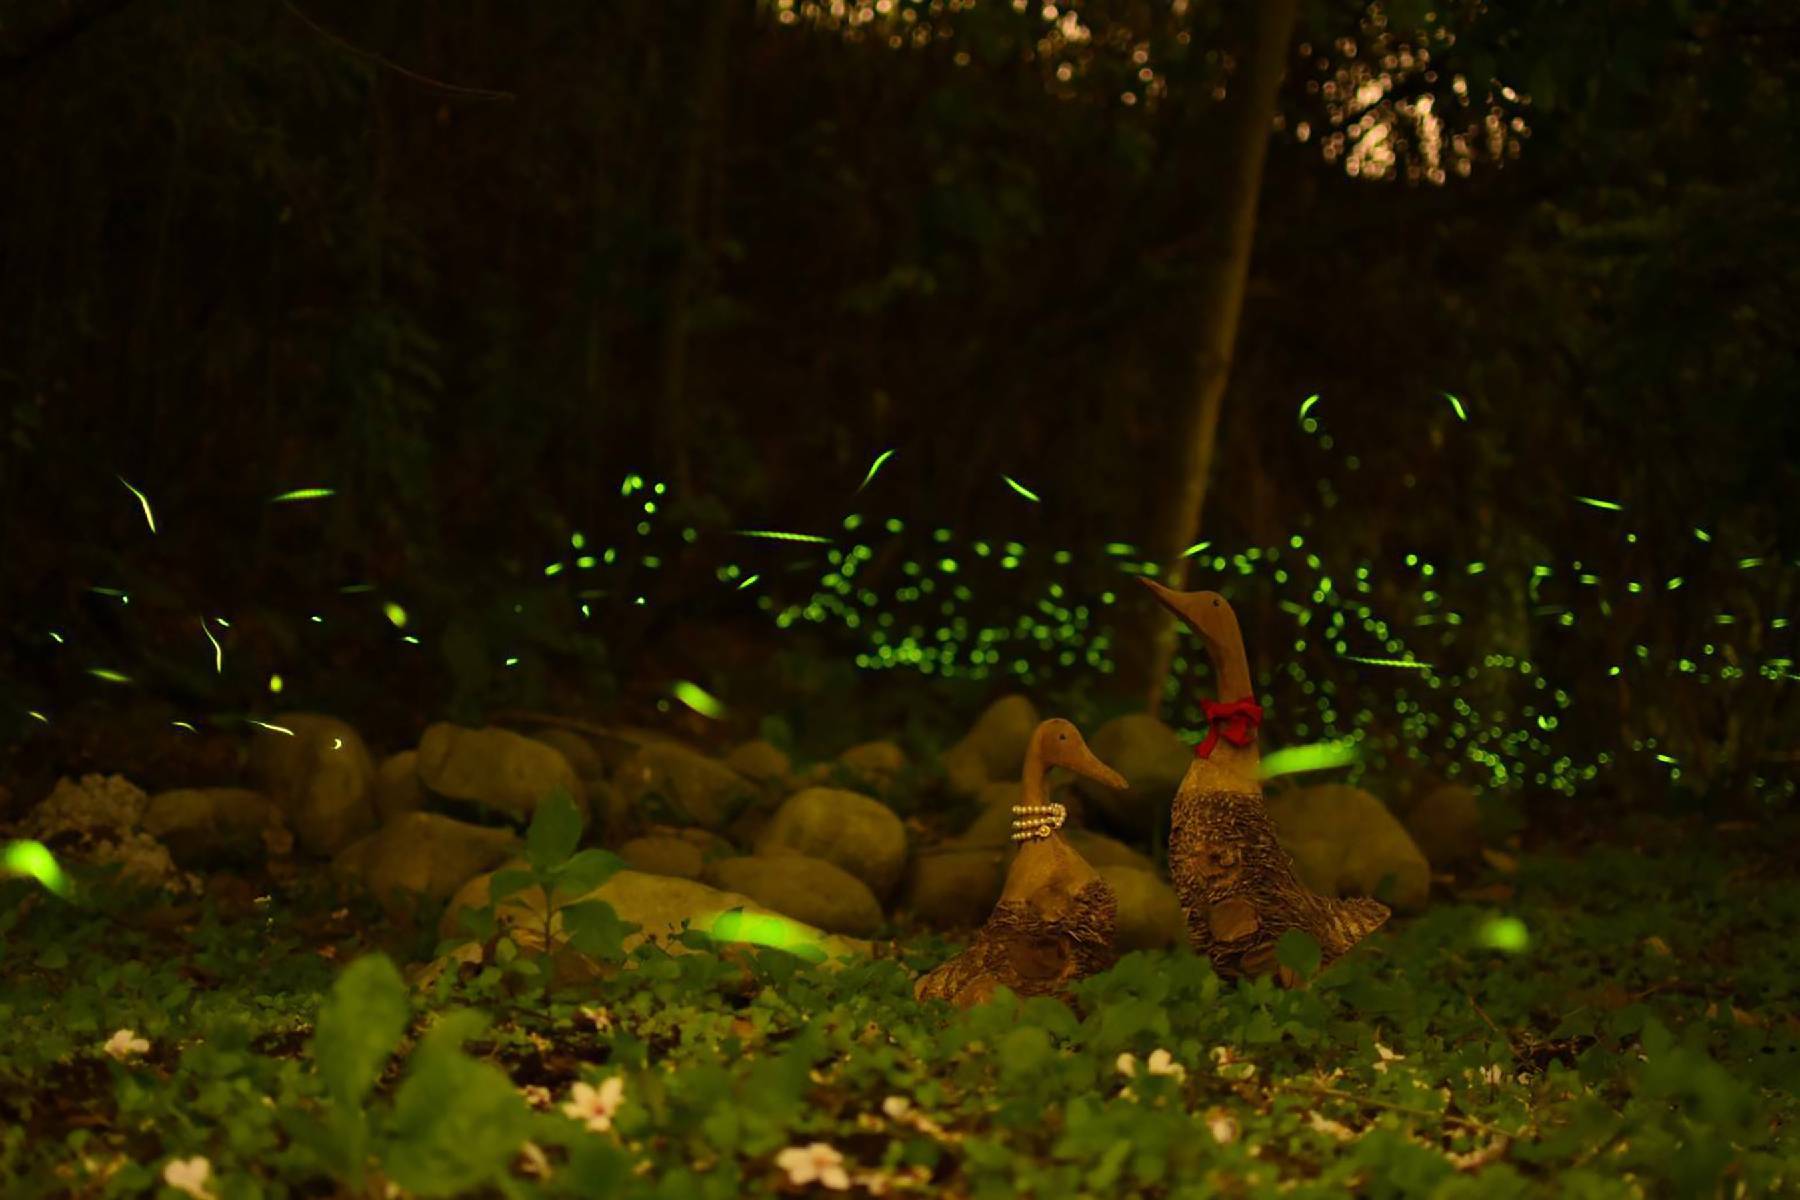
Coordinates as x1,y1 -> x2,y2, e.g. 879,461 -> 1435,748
162,1156 -> 215,1200
582,1005 -> 614,1033
1115,1052 -> 1139,1077
775,1142 -> 850,1190
1307,1111 -> 1357,1142
517,1140 -> 552,1179
103,1029 -> 149,1062
562,1077 -> 625,1132
519,1084 -> 552,1110
1372,1043 -> 1405,1074
1480,1063 -> 1505,1086
1145,1049 -> 1187,1080
881,1095 -> 912,1120
855,1168 -> 893,1195
1206,1112 -> 1239,1144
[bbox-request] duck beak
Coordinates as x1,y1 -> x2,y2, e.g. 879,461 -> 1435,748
1068,742 -> 1128,791
1136,575 -> 1188,618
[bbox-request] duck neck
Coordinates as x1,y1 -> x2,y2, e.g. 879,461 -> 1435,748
1020,733 -> 1049,808
1203,634 -> 1261,777
1210,635 -> 1254,704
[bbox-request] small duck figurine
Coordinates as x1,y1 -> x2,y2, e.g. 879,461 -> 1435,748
1139,579 -> 1388,984
914,718 -> 1128,1008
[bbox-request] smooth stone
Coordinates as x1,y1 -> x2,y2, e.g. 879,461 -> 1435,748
837,739 -> 907,788
618,836 -> 706,880
248,713 -> 377,857
373,751 -> 427,824
756,787 -> 909,898
902,841 -> 1008,929
1064,829 -> 1158,875
939,695 -> 1039,798
416,723 -> 584,824
141,787 -> 285,867
363,812 -> 520,919
724,739 -> 792,785
614,741 -> 757,832
1096,865 -> 1183,951
704,855 -> 884,937
1266,784 -> 1431,913
440,866 -> 871,966
1075,714 -> 1190,838
528,729 -> 607,782
1404,784 -> 1483,868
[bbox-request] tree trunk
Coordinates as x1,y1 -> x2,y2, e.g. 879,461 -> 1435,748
1116,0 -> 1299,715
657,0 -> 736,499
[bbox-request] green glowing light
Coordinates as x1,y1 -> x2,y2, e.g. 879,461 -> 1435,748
1444,392 -> 1468,422
1001,474 -> 1041,503
1738,557 -> 1764,569
1694,527 -> 1711,543
856,449 -> 896,493
672,681 -> 726,719
171,720 -> 197,732
1479,916 -> 1529,953
938,558 -> 958,574
48,631 -> 63,644
621,474 -> 644,496
1573,496 -> 1624,512
340,583 -> 375,594
269,487 -> 336,503
544,562 -> 565,577
703,910 -> 828,962
735,530 -> 833,544
576,556 -> 596,569
1299,394 -> 1320,420
117,477 -> 156,534
1259,741 -> 1360,779
247,719 -> 295,736
201,621 -> 223,673
87,668 -> 132,684
268,674 -> 284,694
571,531 -> 586,549
1666,577 -> 1684,590
383,602 -> 408,628
27,711 -> 47,722
1340,655 -> 1431,671
3,840 -> 69,897
737,574 -> 760,590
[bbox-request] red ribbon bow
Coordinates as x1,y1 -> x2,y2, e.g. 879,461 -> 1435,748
1194,696 -> 1263,759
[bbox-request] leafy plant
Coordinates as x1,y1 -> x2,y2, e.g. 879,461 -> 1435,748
455,788 -> 637,1004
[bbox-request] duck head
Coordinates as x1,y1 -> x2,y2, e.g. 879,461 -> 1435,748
1136,577 -> 1244,662
1033,718 -> 1127,791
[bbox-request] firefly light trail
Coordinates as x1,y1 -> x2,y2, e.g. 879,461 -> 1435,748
855,449 -> 896,493
118,477 -> 156,533
1001,475 -> 1041,503
269,487 -> 336,503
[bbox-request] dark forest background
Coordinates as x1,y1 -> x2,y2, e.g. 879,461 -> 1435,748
1,0 -> 1795,819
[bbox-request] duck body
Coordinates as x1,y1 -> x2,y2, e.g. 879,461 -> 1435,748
1141,579 -> 1389,983
914,719 -> 1127,1009
1170,772 -> 1387,980
913,831 -> 1118,1007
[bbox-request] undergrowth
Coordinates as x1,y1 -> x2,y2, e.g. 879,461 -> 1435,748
2,827 -> 1796,1198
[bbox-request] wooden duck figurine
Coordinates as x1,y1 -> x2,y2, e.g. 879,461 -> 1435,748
1138,579 -> 1388,984
914,719 -> 1128,1008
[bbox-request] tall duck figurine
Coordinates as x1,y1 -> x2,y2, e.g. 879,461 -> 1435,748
915,719 -> 1128,1008
1138,579 -> 1388,983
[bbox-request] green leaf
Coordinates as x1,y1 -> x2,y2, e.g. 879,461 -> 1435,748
526,788 -> 583,874
383,1009 -> 533,1197
1275,929 -> 1322,981
561,899 -> 639,962
312,954 -> 409,1107
488,868 -> 538,906
551,848 -> 626,902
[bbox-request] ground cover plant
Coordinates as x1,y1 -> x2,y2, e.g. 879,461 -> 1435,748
4,788 -> 1796,1198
